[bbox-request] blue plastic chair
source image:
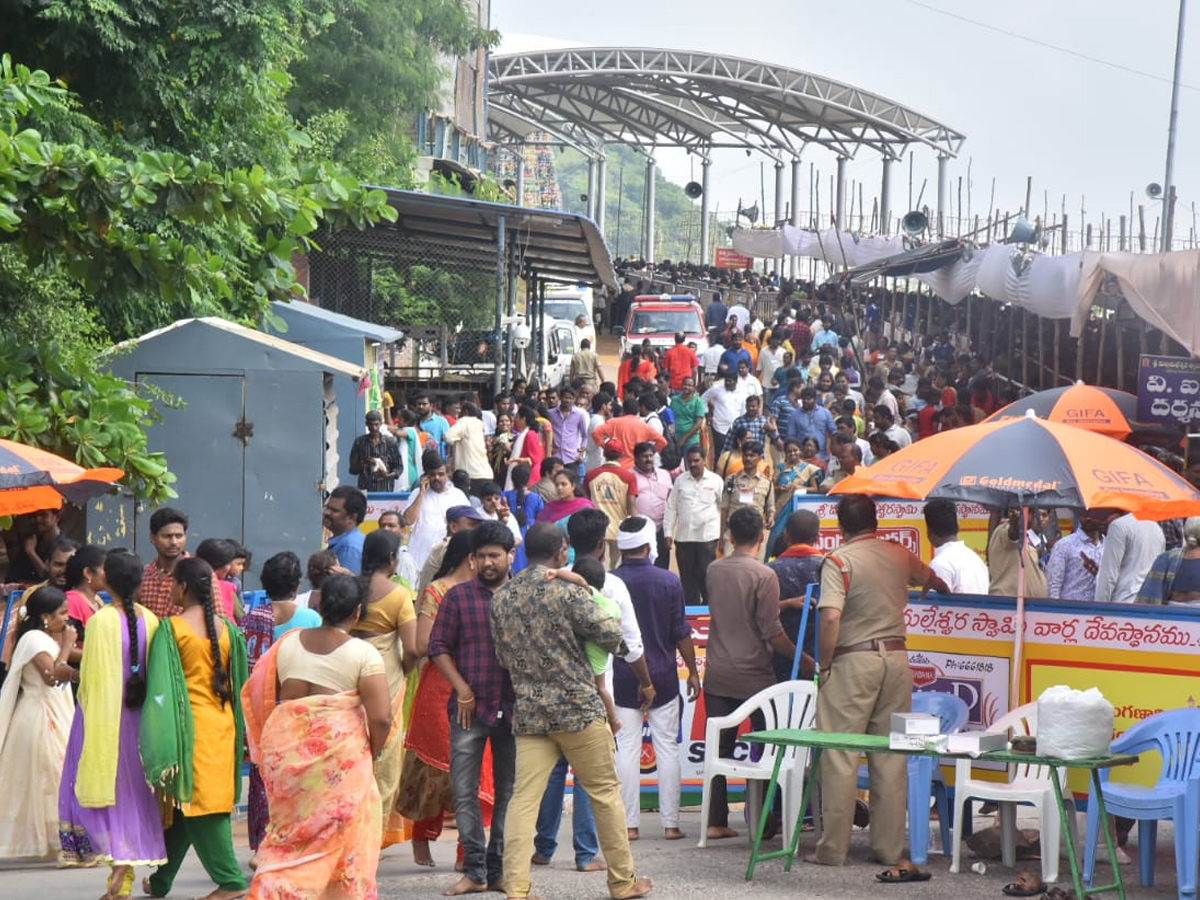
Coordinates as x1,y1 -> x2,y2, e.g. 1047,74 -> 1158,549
857,690 -> 969,865
1083,708 -> 1200,900
242,590 -> 269,613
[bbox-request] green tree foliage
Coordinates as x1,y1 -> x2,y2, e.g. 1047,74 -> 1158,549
1,0 -> 326,167
0,0 -> 497,501
0,334 -> 177,505
0,56 -> 397,499
0,58 -> 397,338
290,0 -> 497,184
372,263 -> 496,330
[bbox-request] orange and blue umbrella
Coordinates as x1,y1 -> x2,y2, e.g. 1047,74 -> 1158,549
830,412 -> 1200,702
0,438 -> 124,518
983,382 -> 1140,439
831,412 -> 1200,519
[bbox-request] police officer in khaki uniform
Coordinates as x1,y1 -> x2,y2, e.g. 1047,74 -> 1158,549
811,494 -> 948,869
719,440 -> 773,555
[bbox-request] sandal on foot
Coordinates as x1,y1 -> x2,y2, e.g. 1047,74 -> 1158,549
1002,873 -> 1046,897
876,865 -> 932,883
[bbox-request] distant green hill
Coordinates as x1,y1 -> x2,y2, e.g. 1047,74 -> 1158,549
554,144 -> 721,262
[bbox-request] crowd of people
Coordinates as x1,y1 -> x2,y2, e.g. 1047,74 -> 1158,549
4,283 -> 1200,898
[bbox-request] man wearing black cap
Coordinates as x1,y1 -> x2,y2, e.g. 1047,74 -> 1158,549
349,410 -> 401,492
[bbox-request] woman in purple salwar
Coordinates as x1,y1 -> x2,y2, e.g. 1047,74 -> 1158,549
59,551 -> 166,900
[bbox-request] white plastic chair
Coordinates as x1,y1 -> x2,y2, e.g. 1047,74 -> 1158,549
696,680 -> 818,849
949,701 -> 1077,883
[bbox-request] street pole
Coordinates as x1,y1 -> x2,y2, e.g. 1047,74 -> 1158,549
1162,0 -> 1188,252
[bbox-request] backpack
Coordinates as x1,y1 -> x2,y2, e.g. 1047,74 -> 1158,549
646,413 -> 682,470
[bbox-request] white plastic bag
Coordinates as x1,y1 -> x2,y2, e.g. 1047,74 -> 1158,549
1036,685 -> 1114,760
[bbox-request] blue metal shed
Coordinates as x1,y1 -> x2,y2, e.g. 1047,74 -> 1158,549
265,300 -> 402,488
91,318 -> 365,588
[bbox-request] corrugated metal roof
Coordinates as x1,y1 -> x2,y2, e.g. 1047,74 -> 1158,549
343,188 -> 617,290
270,300 -> 403,343
111,317 -> 367,379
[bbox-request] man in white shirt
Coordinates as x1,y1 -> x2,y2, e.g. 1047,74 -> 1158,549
663,445 -> 724,603
401,452 -> 472,570
702,372 -> 747,454
872,405 -> 912,449
735,359 -> 763,400
445,403 -> 493,492
584,392 -> 614,473
572,314 -> 596,352
701,336 -> 726,388
757,333 -> 786,393
924,499 -> 989,594
865,377 -> 899,420
478,481 -> 523,548
1094,511 -> 1165,603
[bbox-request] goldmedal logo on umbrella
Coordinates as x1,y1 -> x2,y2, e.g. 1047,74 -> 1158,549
958,476 -> 1061,492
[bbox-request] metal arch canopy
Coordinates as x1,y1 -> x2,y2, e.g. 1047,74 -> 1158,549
488,47 -> 965,160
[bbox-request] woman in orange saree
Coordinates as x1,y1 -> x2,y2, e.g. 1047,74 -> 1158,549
242,575 -> 394,900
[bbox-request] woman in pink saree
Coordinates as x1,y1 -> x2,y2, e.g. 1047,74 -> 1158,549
242,575 -> 394,900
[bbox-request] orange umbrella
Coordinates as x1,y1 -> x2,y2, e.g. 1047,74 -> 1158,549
0,438 -> 124,518
831,412 -> 1200,520
983,381 -> 1138,438
830,413 -> 1200,702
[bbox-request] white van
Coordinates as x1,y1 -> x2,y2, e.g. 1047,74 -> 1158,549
541,285 -> 595,326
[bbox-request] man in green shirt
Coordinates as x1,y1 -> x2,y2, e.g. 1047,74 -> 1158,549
669,376 -> 707,449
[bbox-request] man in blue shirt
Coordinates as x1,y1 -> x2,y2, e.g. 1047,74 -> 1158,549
717,332 -> 752,377
323,485 -> 366,573
414,391 -> 450,455
784,387 -> 837,460
705,292 -> 728,330
770,378 -> 803,437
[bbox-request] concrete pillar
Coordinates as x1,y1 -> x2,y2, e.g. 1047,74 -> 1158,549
880,157 -> 894,235
936,154 -> 949,238
835,156 -> 847,229
644,156 -> 657,260
596,154 -> 607,235
774,161 -> 786,275
586,158 -> 598,219
699,157 -> 711,264
790,157 -> 803,277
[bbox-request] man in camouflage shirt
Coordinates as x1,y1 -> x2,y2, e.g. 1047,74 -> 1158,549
491,523 -> 654,900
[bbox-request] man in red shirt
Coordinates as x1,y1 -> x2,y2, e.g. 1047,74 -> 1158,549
591,403 -> 668,468
790,313 -> 812,355
662,332 -> 699,393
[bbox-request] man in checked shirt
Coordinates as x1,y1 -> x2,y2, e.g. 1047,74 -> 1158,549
429,521 -> 518,896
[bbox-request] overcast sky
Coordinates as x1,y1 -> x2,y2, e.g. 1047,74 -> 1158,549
491,0 -> 1198,252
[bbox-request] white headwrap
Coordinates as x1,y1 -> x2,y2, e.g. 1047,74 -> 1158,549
616,516 -> 658,564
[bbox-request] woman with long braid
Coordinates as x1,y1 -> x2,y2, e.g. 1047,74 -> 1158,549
353,528 -> 417,847
140,557 -> 249,900
59,551 -> 167,899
